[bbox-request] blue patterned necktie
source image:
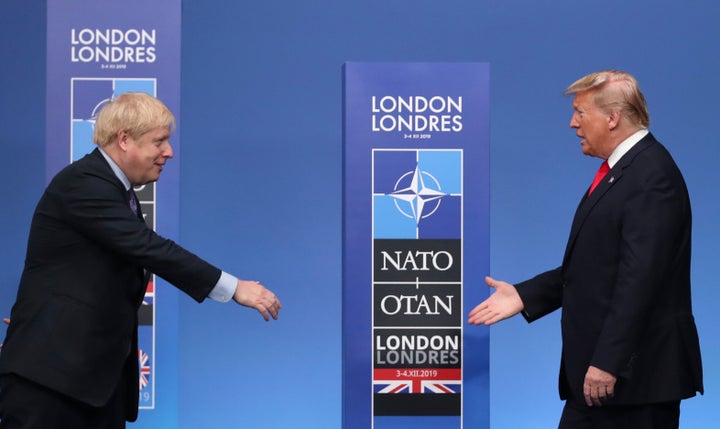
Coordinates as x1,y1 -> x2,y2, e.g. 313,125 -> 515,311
128,189 -> 139,216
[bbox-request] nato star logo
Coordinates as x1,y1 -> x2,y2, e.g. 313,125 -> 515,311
389,166 -> 447,224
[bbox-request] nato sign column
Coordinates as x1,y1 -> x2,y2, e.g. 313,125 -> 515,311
343,62 -> 490,429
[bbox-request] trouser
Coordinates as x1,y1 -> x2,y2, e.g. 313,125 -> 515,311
558,398 -> 680,429
0,374 -> 126,429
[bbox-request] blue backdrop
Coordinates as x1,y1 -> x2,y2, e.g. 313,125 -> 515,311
1,0 -> 718,428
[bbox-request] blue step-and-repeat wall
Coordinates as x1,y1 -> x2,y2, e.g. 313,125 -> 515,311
1,1 -> 718,427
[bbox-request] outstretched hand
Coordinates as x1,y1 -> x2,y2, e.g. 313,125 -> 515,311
467,276 -> 524,325
233,280 -> 282,322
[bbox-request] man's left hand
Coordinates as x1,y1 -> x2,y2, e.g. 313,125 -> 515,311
583,365 -> 617,407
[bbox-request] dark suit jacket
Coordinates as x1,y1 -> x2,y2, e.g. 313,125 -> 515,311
516,133 -> 703,405
0,149 -> 221,421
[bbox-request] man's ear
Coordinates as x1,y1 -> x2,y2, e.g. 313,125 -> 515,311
607,111 -> 621,130
116,130 -> 129,151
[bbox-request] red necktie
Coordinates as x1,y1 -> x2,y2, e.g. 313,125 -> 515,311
588,161 -> 610,195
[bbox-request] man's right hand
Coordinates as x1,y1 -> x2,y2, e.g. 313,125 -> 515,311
232,280 -> 282,322
467,276 -> 524,325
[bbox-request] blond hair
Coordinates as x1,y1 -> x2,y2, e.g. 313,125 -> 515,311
93,92 -> 175,147
565,70 -> 650,128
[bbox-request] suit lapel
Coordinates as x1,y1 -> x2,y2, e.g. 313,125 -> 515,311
562,134 -> 657,267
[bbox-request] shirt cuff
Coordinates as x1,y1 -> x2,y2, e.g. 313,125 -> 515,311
207,271 -> 237,303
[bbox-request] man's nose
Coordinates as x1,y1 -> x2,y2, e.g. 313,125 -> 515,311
569,114 -> 579,128
163,142 -> 174,158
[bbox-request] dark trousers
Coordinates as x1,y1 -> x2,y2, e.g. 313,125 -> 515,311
559,399 -> 680,429
0,374 -> 126,429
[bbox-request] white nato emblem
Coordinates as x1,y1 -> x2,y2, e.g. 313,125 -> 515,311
389,166 -> 446,224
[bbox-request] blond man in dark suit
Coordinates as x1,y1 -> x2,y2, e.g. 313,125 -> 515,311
0,93 -> 281,428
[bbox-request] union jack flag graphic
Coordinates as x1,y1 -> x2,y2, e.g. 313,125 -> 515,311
138,281 -> 154,326
374,379 -> 462,394
142,281 -> 154,306
138,348 -> 151,390
374,381 -> 412,394
422,381 -> 461,394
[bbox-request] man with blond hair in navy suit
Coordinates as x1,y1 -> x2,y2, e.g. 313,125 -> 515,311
0,93 -> 282,428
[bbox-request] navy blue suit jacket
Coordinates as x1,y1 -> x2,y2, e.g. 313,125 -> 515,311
516,133 -> 703,404
0,149 -> 221,421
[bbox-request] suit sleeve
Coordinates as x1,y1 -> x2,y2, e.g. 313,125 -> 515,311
515,266 -> 564,322
50,167 -> 221,302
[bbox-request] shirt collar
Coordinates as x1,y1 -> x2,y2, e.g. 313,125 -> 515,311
607,129 -> 649,168
97,146 -> 133,191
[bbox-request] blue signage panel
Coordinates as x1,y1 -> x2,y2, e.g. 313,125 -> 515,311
343,63 -> 490,429
47,1 -> 181,426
